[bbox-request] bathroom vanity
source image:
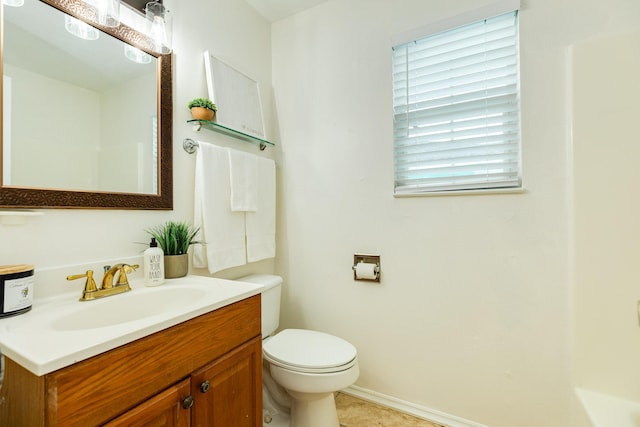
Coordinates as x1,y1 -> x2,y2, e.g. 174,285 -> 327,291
0,276 -> 263,426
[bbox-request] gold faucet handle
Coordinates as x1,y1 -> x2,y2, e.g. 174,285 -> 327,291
116,264 -> 140,287
67,270 -> 98,294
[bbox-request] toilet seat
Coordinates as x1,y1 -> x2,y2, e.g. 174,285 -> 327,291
263,329 -> 358,374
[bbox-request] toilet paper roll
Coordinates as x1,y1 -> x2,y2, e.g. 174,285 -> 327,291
355,262 -> 377,280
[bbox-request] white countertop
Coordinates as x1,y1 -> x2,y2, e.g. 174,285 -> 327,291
0,275 -> 263,376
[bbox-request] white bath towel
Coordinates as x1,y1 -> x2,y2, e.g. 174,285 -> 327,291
246,157 -> 276,262
228,148 -> 258,212
193,142 -> 247,273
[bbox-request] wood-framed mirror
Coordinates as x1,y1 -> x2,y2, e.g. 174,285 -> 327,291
0,0 -> 173,209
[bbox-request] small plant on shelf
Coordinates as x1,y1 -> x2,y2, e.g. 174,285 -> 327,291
188,97 -> 217,121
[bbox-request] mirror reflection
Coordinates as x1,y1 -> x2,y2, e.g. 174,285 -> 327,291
3,0 -> 158,194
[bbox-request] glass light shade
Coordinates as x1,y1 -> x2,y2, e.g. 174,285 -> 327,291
87,0 -> 120,28
3,0 -> 24,7
124,44 -> 152,64
64,15 -> 100,40
145,1 -> 172,54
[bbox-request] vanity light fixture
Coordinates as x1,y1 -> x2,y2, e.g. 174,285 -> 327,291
86,0 -> 121,28
145,0 -> 172,54
124,44 -> 152,64
64,15 -> 100,40
2,0 -> 24,7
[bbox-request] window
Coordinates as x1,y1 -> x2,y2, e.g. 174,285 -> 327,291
392,11 -> 521,195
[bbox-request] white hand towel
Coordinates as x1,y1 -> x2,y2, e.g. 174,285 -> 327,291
193,142 -> 247,273
246,157 -> 276,262
228,148 -> 258,212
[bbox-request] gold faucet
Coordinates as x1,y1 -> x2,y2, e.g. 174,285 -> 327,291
67,263 -> 139,301
102,263 -> 139,289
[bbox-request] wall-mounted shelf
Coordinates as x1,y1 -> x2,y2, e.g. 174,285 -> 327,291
187,119 -> 274,151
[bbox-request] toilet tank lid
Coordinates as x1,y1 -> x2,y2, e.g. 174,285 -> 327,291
236,274 -> 283,291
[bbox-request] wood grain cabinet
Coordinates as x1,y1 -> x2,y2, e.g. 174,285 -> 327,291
0,295 -> 262,427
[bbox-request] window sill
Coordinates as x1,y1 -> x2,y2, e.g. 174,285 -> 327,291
393,187 -> 527,198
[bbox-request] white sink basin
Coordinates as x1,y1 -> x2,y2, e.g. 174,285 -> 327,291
51,287 -> 208,331
0,275 -> 263,376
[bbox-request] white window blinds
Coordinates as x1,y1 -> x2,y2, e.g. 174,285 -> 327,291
393,11 -> 521,194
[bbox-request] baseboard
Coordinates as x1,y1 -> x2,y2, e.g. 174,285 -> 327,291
340,385 -> 488,427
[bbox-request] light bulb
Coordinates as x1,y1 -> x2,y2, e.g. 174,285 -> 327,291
149,15 -> 167,52
145,1 -> 172,54
87,0 -> 120,27
64,15 -> 100,41
3,0 -> 24,7
124,45 -> 152,64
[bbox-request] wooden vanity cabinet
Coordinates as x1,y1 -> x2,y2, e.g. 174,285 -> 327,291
0,295 -> 262,427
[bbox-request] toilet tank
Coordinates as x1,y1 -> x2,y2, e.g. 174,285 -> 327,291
236,274 -> 282,338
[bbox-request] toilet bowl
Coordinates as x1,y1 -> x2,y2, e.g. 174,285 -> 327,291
237,274 -> 360,427
264,329 -> 359,427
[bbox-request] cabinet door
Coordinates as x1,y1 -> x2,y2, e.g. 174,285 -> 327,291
191,336 -> 262,427
103,378 -> 191,427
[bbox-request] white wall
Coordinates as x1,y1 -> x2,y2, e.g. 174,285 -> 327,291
100,71 -> 157,193
271,0 -> 640,426
5,64 -> 100,189
572,30 -> 640,403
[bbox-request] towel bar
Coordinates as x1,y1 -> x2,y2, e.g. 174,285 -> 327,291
182,138 -> 268,153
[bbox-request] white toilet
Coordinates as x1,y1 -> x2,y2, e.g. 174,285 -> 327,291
238,274 -> 359,427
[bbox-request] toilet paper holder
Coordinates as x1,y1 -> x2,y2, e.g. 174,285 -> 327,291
352,254 -> 380,282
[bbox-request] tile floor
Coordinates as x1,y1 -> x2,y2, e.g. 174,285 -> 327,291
335,393 -> 444,427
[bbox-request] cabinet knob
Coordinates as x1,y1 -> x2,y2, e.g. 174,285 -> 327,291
182,395 -> 195,409
200,380 -> 211,393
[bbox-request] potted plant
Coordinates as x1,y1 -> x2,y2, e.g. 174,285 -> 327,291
146,221 -> 201,278
188,97 -> 217,121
